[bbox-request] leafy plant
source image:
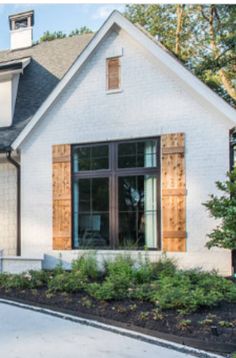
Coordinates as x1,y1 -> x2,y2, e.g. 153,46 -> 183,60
48,271 -> 86,293
71,253 -> 100,280
203,168 -> 236,250
218,320 -> 234,328
177,319 -> 192,330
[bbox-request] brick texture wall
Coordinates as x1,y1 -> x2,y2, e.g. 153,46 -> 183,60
0,162 -> 17,255
19,29 -> 233,274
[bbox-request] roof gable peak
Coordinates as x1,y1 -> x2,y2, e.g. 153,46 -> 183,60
12,10 -> 236,149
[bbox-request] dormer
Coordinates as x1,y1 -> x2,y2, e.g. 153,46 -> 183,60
0,58 -> 31,127
9,10 -> 34,50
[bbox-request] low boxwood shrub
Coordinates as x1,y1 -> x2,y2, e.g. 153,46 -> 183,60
71,253 -> 100,280
0,270 -> 50,290
0,254 -> 236,315
48,271 -> 86,293
87,255 -> 134,300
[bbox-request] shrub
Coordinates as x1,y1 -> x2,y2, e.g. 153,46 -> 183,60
87,281 -> 116,300
203,168 -> 236,250
87,255 -> 134,300
0,270 -> 50,290
0,272 -> 31,290
27,270 -> 50,288
48,271 -> 86,293
71,253 -> 100,280
151,255 -> 177,278
149,269 -> 236,313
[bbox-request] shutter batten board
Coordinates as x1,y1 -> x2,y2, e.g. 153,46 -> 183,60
107,57 -> 120,90
52,144 -> 72,250
161,133 -> 186,252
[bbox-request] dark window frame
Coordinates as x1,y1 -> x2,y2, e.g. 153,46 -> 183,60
72,137 -> 161,250
230,129 -> 236,170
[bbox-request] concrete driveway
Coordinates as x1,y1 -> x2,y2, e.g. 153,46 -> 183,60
0,302 -> 201,358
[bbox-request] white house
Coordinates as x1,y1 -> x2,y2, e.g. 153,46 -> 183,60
0,10 -> 235,275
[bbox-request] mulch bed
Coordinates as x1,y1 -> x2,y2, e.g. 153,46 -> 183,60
0,287 -> 236,354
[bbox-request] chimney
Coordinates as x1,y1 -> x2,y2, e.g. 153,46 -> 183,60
9,10 -> 34,50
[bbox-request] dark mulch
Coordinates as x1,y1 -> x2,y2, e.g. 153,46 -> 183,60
0,287 -> 236,354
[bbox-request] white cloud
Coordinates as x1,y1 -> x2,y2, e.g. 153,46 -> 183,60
92,5 -> 124,20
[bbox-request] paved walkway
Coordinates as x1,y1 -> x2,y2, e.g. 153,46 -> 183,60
0,302 -> 195,358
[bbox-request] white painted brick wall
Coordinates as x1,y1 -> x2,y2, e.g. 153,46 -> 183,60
0,256 -> 42,274
20,29 -> 233,273
0,162 -> 17,255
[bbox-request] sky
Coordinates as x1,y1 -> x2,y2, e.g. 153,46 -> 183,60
0,3 -> 125,50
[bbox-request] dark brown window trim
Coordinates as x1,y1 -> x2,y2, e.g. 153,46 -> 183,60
71,137 -> 161,250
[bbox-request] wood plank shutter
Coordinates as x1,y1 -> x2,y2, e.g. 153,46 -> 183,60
52,144 -> 72,250
161,133 -> 186,252
107,58 -> 120,90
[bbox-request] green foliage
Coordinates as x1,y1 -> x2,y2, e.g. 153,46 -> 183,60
87,255 -> 134,300
130,255 -> 176,284
151,255 -> 177,278
203,168 -> 236,250
218,320 -> 234,328
149,270 -> 236,313
39,31 -> 66,42
69,26 -> 93,36
71,253 -> 100,280
177,319 -> 192,330
39,26 -> 93,43
125,4 -> 236,106
0,254 -> 236,314
0,270 -> 49,290
48,271 -> 86,293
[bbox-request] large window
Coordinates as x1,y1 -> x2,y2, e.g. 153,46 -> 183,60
72,138 -> 160,249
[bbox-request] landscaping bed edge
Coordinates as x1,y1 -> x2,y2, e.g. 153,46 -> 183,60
0,296 -> 229,357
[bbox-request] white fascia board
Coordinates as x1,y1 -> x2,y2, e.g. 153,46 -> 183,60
0,57 -> 31,80
11,11 -> 236,150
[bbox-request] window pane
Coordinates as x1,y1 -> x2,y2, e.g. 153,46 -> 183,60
118,140 -> 157,168
73,145 -> 109,171
73,178 -> 109,248
118,175 -> 157,248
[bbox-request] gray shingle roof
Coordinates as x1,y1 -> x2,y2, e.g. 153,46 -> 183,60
0,33 -> 93,151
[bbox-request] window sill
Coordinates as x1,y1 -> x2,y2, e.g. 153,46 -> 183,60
106,89 -> 123,95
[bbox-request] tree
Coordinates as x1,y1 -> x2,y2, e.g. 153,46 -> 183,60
69,26 -> 93,37
39,26 -> 93,43
203,169 -> 236,272
192,5 -> 236,105
39,31 -> 66,42
125,4 -> 192,62
125,4 -> 236,107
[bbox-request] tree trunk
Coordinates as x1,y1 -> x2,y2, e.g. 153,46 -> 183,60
175,5 -> 185,56
219,69 -> 236,101
207,5 -> 236,101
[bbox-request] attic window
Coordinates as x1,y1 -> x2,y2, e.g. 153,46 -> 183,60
15,18 -> 28,29
106,57 -> 120,91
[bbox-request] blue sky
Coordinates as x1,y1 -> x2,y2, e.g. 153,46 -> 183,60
0,4 -> 125,50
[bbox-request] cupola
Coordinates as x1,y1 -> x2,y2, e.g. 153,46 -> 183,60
9,10 -> 34,50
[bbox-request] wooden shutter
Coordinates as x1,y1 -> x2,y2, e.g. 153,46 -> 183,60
107,58 -> 120,90
161,133 -> 186,252
52,144 -> 72,250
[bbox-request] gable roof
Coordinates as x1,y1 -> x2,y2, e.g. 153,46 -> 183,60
6,11 -> 236,150
0,33 -> 93,151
